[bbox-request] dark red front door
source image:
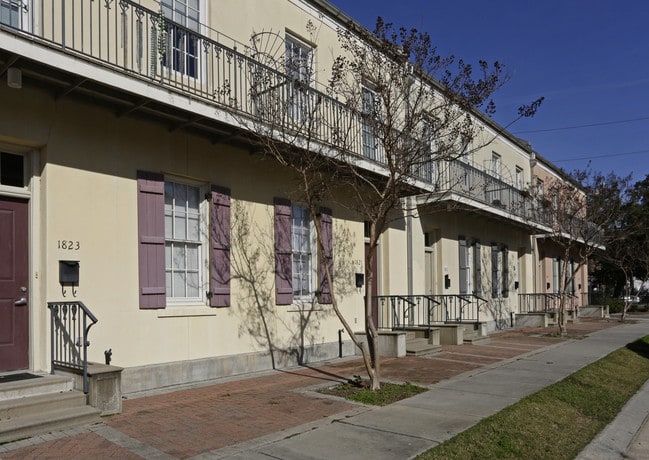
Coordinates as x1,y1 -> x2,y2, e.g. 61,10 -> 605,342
0,197 -> 29,372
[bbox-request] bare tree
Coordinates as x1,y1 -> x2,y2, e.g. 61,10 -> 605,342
541,170 -> 631,335
595,174 -> 649,320
241,18 -> 540,390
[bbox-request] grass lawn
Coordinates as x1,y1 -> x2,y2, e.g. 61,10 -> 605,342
416,335 -> 649,460
319,379 -> 427,406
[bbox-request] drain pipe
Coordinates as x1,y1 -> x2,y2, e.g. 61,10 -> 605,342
338,329 -> 345,358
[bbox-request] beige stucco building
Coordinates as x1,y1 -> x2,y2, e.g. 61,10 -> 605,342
0,0 -> 592,396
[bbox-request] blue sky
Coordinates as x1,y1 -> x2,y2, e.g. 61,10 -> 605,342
331,0 -> 649,182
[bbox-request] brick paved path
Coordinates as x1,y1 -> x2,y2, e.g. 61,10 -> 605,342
0,318 -> 619,459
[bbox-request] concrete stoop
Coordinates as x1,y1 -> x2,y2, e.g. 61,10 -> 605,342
405,330 -> 442,356
0,374 -> 102,444
462,323 -> 489,344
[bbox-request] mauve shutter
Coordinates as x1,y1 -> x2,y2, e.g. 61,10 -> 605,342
274,198 -> 293,305
210,185 -> 231,307
318,207 -> 333,304
137,170 -> 166,309
502,245 -> 510,297
474,241 -> 482,295
458,236 -> 467,294
491,243 -> 499,298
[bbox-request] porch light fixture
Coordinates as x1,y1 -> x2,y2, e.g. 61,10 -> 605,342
7,67 -> 22,89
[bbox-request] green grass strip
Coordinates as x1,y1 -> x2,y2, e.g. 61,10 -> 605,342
417,336 -> 649,460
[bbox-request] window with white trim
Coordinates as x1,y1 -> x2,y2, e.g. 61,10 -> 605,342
292,205 -> 312,299
285,34 -> 313,122
0,0 -> 22,28
161,0 -> 200,78
515,166 -> 523,190
164,181 -> 205,302
491,152 -> 501,179
420,119 -> 438,185
362,86 -> 380,160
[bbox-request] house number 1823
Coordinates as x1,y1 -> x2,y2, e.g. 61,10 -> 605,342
58,240 -> 80,250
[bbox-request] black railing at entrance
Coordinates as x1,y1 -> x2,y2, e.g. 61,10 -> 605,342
47,301 -> 98,394
435,294 -> 486,323
376,295 -> 441,330
376,294 -> 485,330
518,293 -> 578,313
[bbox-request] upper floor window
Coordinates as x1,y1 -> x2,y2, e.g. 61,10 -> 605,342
515,166 -> 523,190
491,153 -> 501,179
0,0 -> 23,29
165,180 -> 205,302
0,152 -> 24,187
161,0 -> 200,78
419,119 -> 438,185
536,178 -> 544,198
362,86 -> 381,160
285,34 -> 314,122
285,35 -> 313,84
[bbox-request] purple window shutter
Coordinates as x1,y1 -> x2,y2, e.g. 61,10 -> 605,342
210,185 -> 231,307
319,207 -> 333,304
274,198 -> 293,305
137,170 -> 166,309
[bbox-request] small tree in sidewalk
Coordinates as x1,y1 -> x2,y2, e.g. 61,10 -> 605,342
243,18 -> 540,390
594,173 -> 649,320
541,169 -> 631,335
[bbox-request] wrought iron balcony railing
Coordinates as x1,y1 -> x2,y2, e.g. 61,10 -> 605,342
3,0 -> 546,225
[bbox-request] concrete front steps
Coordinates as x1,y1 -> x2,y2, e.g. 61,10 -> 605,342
462,323 -> 490,344
0,374 -> 102,444
405,329 -> 442,356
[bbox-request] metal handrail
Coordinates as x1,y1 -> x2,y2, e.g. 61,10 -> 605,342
47,301 -> 98,394
518,293 -> 579,314
376,294 -> 484,329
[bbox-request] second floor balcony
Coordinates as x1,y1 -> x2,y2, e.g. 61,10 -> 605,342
1,0 -> 548,228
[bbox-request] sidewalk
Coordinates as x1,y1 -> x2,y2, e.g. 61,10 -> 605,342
1,318 -> 648,459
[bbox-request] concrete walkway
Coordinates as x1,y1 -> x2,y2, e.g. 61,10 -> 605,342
1,318 -> 648,459
230,319 -> 649,460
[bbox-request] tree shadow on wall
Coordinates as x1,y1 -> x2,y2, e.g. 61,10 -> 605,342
231,203 -> 358,369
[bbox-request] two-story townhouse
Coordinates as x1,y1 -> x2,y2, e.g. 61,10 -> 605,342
0,0 -> 585,401
525,152 -> 590,317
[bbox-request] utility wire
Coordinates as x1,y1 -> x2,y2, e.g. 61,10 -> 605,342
513,116 -> 649,134
553,148 -> 649,163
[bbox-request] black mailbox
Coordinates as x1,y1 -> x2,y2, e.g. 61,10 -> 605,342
59,260 -> 80,284
444,274 -> 451,289
355,273 -> 364,288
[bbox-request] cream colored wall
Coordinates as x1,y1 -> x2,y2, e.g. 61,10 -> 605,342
0,83 -> 365,370
470,126 -> 532,189
419,210 -> 532,316
209,0 -> 342,89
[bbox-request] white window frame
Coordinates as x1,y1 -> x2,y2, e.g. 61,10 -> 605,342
285,33 -> 314,123
160,0 -> 203,79
0,0 -> 28,30
291,204 -> 316,301
164,179 -> 208,305
420,118 -> 438,186
362,86 -> 381,161
515,166 -> 523,190
491,152 -> 501,179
